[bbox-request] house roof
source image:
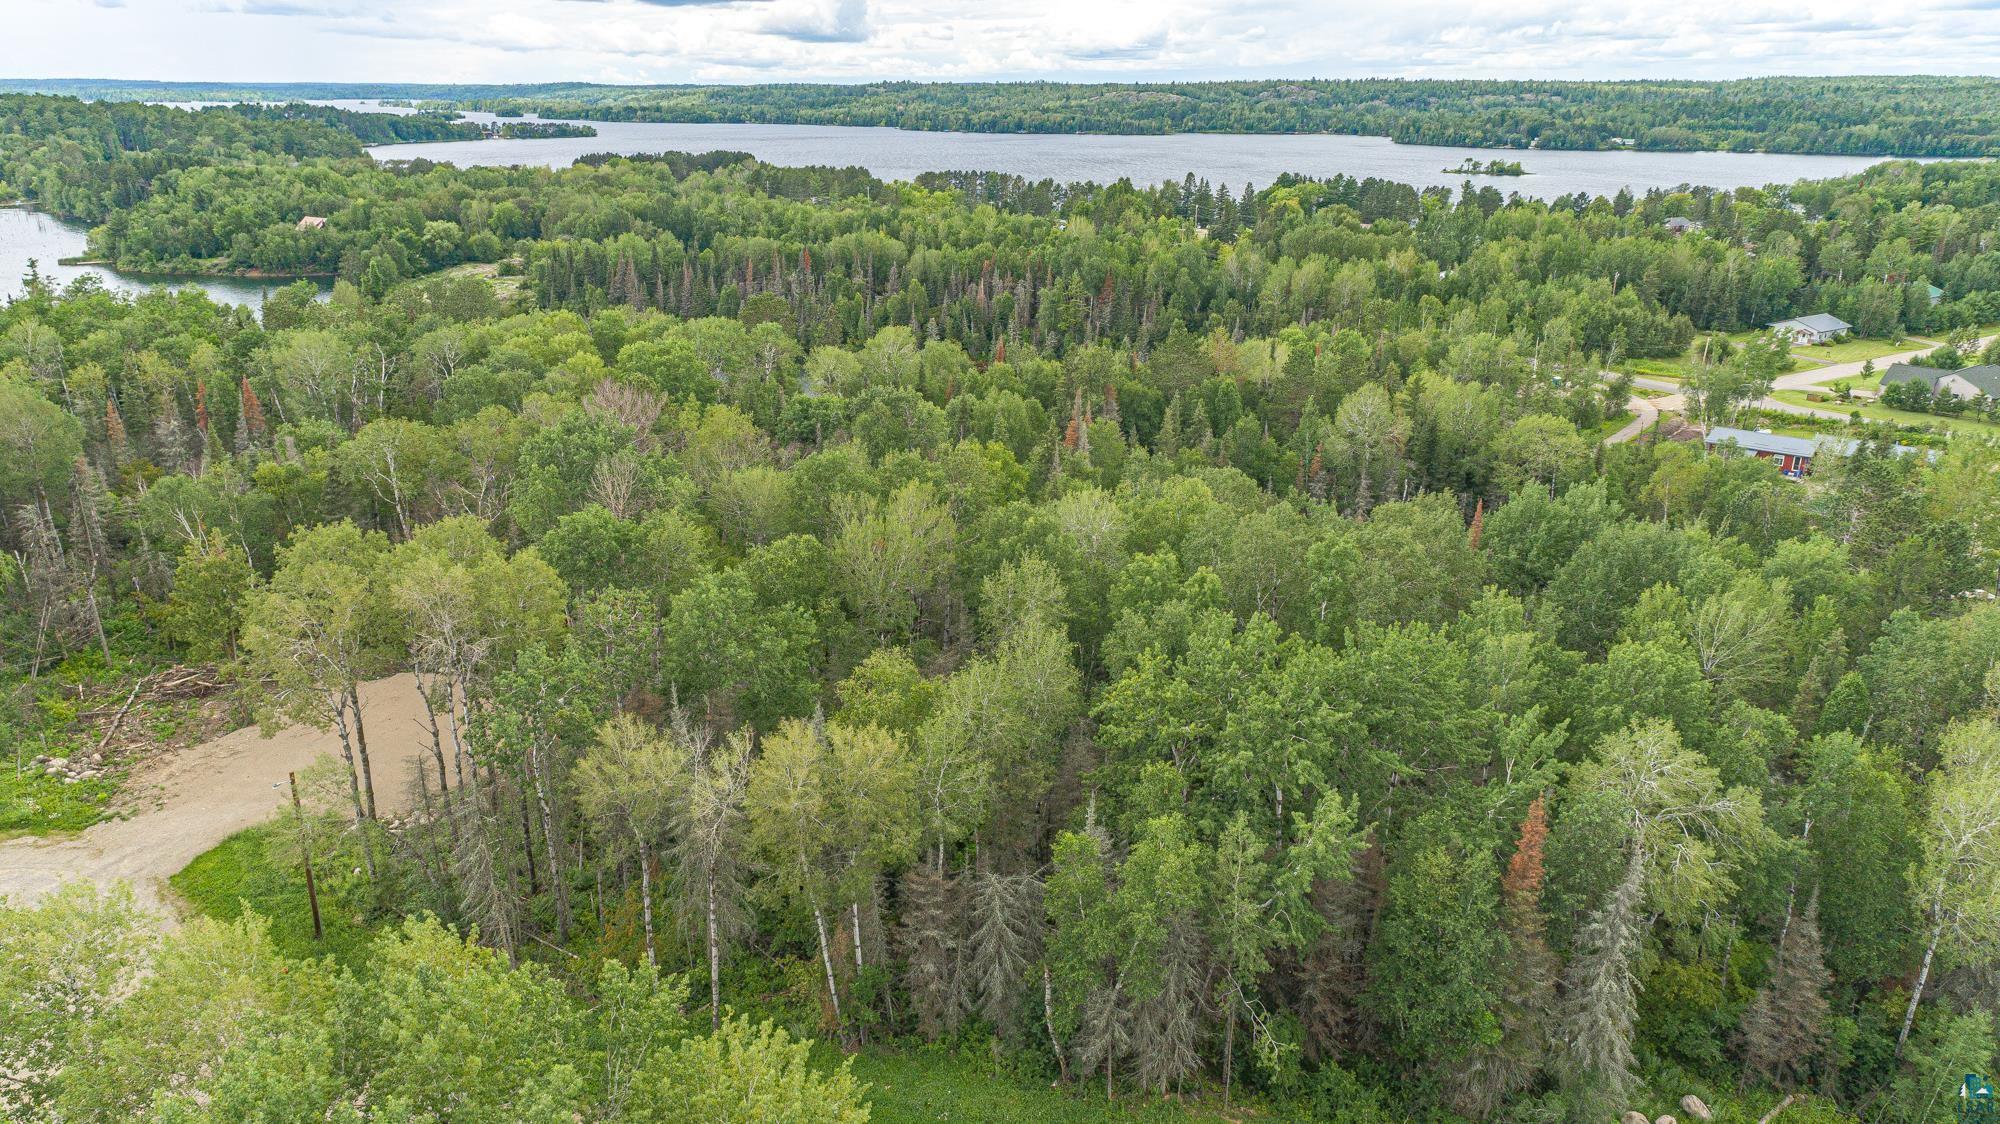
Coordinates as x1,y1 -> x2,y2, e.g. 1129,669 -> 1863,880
1813,434 -> 1938,462
1881,362 -> 1942,389
1769,313 -> 1851,334
1705,426 -> 1935,465
1882,362 -> 2000,397
1927,284 -> 1945,299
1705,427 -> 1818,459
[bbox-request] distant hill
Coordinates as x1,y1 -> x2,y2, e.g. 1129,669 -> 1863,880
7,75 -> 2000,156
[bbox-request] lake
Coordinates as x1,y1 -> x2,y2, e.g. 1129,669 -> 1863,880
359,106 -> 1912,202
0,206 -> 330,308
2,100 -> 1926,308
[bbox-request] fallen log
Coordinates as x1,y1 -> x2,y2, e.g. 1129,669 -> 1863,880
1757,1093 -> 1797,1124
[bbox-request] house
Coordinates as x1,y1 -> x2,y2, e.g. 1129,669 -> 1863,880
1927,284 -> 1945,306
1663,217 -> 1699,235
1704,427 -> 1821,477
1880,362 -> 2000,401
297,215 -> 328,231
1705,425 -> 1932,478
1768,313 -> 1852,346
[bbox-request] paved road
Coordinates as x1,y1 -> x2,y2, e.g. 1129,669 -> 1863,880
1605,393 -> 1659,444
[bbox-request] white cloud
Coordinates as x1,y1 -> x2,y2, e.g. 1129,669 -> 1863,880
4,0 -> 1997,82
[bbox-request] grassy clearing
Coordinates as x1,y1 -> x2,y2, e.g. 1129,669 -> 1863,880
0,764 -> 119,838
1618,331 -> 1807,382
1769,390 -> 2000,439
0,641 -> 185,838
170,822 -> 379,963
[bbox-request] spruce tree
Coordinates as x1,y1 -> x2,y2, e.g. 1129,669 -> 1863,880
961,871 -> 1042,1040
1738,893 -> 1832,1090
1464,796 -> 1559,1118
895,867 -> 961,1042
1559,847 -> 1643,1117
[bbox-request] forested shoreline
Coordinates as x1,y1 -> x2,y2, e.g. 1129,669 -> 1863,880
5,94 -> 2000,1122
8,75 -> 2000,156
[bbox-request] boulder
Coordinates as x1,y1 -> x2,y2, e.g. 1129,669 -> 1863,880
1681,1094 -> 1713,1120
1622,1113 -> 1650,1124
1656,1116 -> 1678,1124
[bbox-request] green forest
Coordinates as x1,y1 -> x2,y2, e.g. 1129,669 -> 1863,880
8,75 -> 2000,155
5,93 -> 2000,1122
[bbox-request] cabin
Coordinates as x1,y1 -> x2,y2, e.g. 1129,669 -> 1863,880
1927,284 -> 1945,306
1705,425 -> 1932,478
297,215 -> 328,231
1880,362 -> 2000,401
1768,313 -> 1851,346
1663,217 -> 1699,235
1704,427 -> 1820,477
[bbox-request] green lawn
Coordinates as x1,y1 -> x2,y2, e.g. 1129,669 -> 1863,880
1787,335 -> 1919,365
170,822 -> 379,963
1617,331 -> 1806,381
1769,390 -> 2000,439
1592,410 -> 1636,439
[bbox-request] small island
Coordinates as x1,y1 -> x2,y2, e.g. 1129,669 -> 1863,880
487,121 -> 599,140
1445,158 -> 1528,176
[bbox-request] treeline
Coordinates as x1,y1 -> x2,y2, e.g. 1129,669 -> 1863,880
12,76 -> 2000,156
0,96 -> 475,225
10,103 -> 1999,358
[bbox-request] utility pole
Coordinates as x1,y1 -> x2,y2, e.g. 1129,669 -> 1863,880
289,771 -> 323,941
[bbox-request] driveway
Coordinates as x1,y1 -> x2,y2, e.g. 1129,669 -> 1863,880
0,674 -> 429,918
1601,334 -> 1997,440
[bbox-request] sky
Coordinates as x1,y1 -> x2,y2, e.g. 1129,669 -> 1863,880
8,0 -> 2000,84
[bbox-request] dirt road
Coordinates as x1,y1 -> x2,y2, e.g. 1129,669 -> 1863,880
0,674 -> 430,916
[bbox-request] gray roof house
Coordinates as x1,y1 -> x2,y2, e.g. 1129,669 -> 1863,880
1881,362 -> 2000,401
1664,217 -> 1699,235
1768,313 -> 1852,346
1705,426 -> 1931,478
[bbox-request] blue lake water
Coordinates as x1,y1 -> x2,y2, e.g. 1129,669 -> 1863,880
0,206 -> 329,309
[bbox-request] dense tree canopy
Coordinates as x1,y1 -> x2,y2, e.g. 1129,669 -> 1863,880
5,96 -> 2000,1122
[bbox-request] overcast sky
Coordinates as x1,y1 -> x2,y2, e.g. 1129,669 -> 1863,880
10,0 -> 2000,84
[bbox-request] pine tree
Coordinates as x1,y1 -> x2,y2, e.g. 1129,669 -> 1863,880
238,375 -> 269,452
103,397 -> 128,468
1738,892 -> 1832,1090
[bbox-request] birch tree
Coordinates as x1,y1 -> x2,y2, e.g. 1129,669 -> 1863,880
1896,717 -> 2000,1056
240,521 -> 397,872
575,714 -> 689,966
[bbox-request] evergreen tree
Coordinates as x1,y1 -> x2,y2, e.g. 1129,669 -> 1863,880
1738,892 -> 1832,1091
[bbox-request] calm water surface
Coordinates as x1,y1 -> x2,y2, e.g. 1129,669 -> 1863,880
0,206 -> 329,308
356,104 -> 1912,202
